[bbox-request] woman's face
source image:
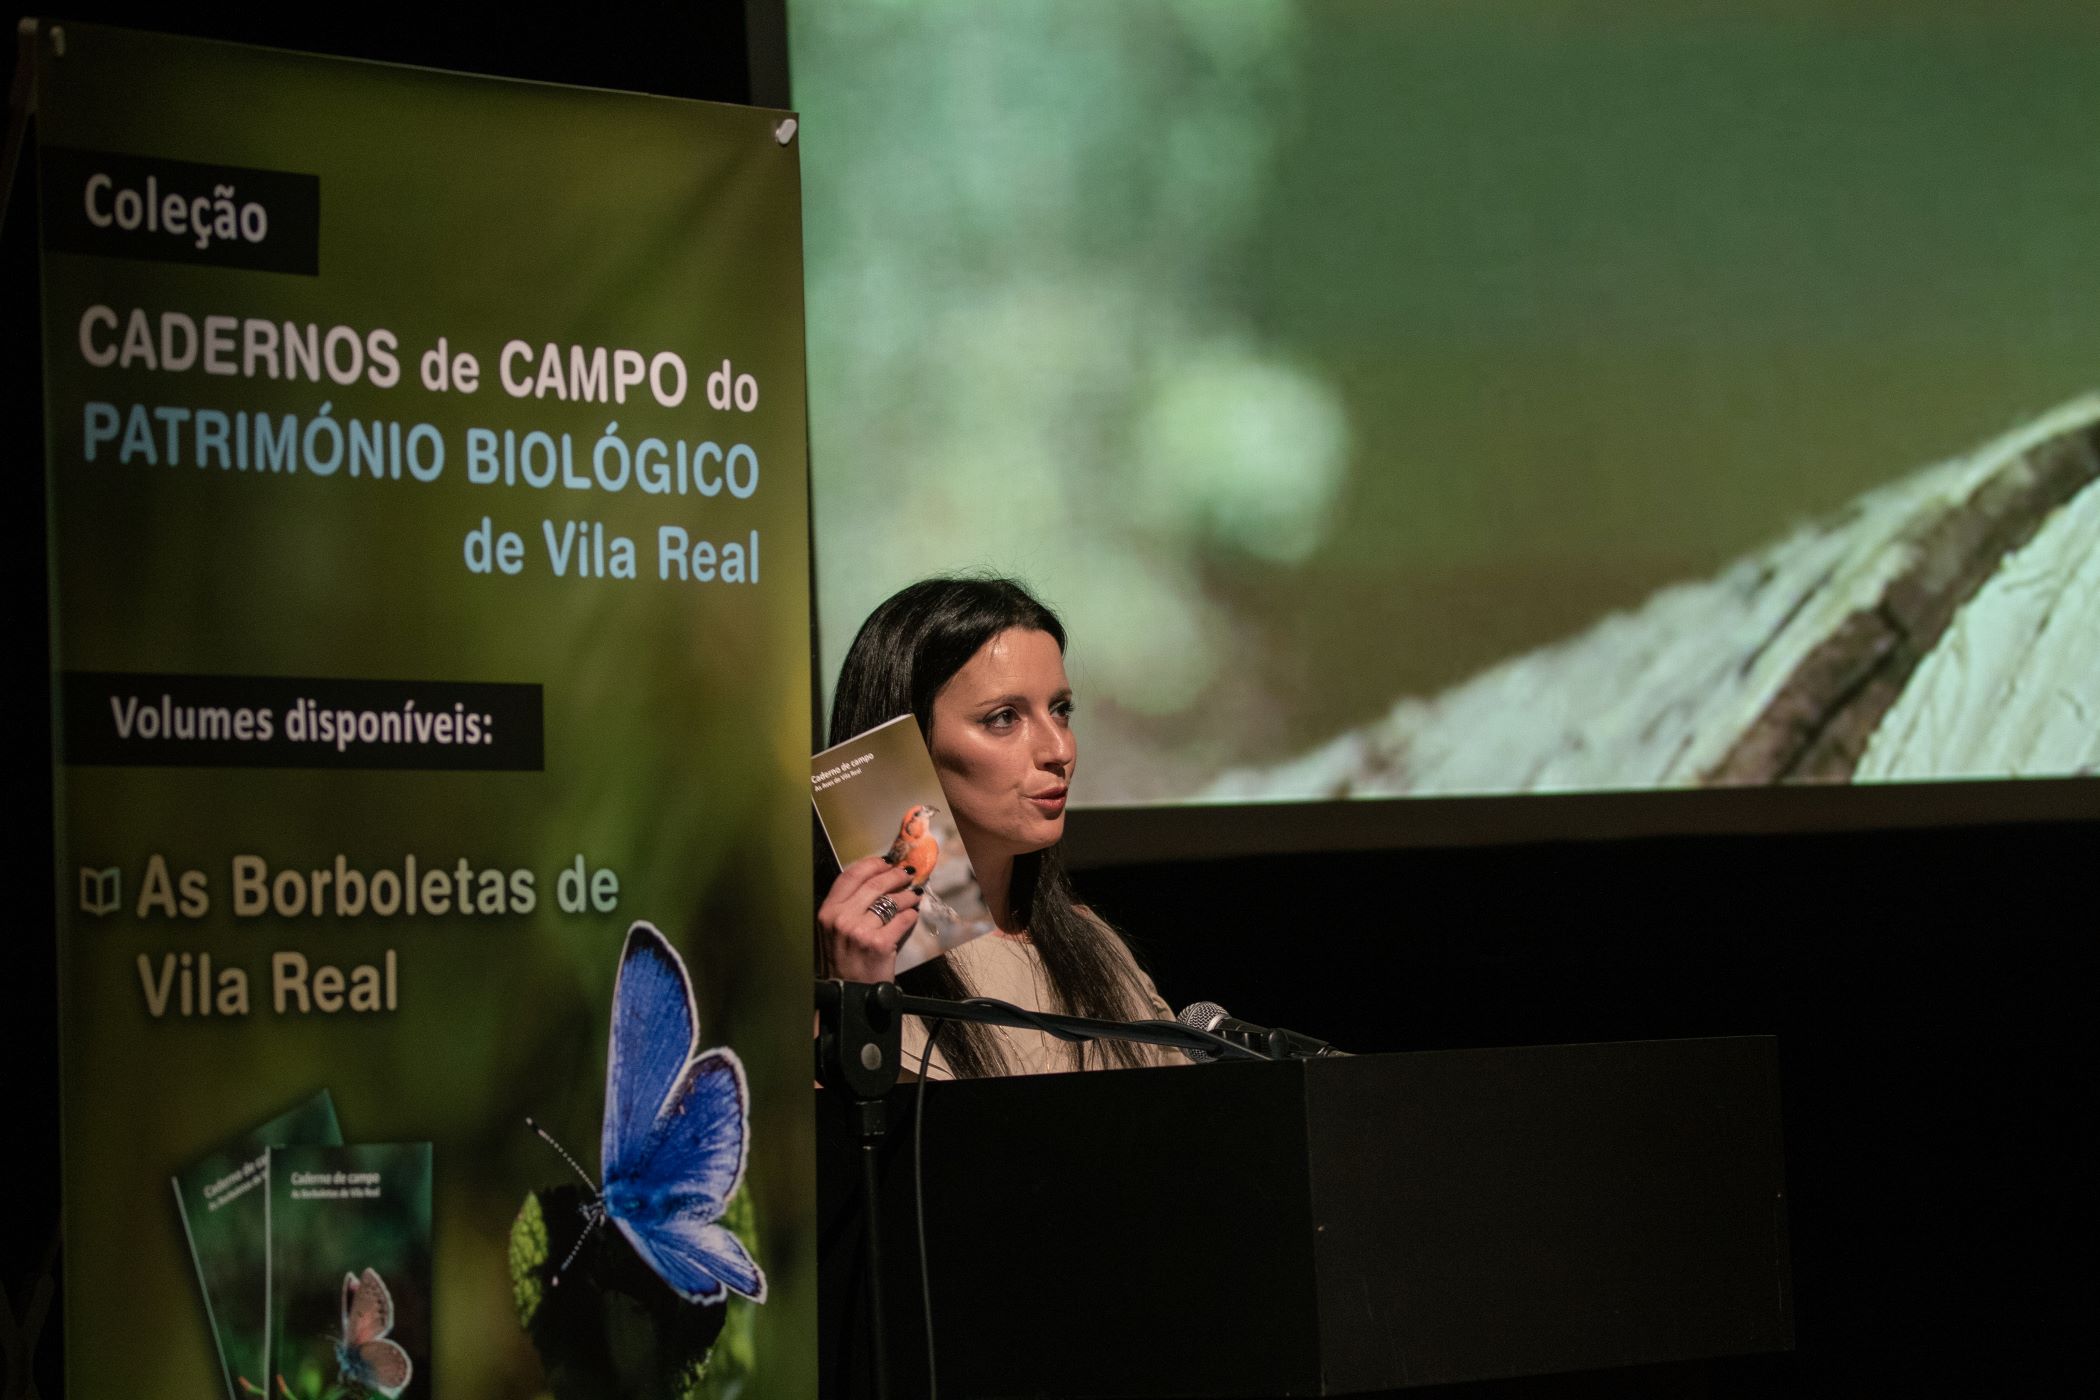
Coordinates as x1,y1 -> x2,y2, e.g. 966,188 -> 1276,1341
928,627 -> 1075,865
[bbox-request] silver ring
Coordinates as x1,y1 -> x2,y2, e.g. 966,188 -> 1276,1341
867,894 -> 899,923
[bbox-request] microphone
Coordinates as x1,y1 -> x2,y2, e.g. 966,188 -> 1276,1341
1175,1001 -> 1349,1062
1174,1001 -> 1264,1061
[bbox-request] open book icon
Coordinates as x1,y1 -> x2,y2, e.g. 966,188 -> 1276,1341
79,865 -> 122,916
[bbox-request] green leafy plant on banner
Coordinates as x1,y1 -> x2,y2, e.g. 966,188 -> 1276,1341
266,1363 -> 350,1400
511,1184 -> 758,1400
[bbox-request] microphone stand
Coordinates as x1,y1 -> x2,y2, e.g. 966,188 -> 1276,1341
814,980 -> 905,1400
890,991 -> 1269,1061
812,980 -> 1263,1400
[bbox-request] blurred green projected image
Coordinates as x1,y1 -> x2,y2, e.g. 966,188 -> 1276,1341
793,0 -> 2100,802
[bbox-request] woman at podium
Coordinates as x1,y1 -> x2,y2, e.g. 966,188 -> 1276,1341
817,576 -> 1180,1078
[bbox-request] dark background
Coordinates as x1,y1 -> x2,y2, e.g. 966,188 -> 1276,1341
1079,816 -> 2089,1396
6,5 -> 2091,1397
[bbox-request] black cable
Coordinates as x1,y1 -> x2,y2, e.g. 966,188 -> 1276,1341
3,23 -> 42,237
912,1018 -> 947,1400
859,1125 -> 890,1400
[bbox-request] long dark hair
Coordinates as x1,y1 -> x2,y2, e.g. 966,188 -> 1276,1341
826,576 -> 1149,1076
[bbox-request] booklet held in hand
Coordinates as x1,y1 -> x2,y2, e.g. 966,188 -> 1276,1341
812,714 -> 997,972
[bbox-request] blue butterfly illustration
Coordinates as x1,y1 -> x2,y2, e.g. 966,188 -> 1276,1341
531,921 -> 767,1304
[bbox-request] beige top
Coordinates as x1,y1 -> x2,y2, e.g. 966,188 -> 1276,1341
900,930 -> 1187,1079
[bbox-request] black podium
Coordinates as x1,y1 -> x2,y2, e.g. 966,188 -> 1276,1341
819,1036 -> 1790,1398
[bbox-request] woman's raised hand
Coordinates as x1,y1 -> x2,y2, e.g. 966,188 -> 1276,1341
817,854 -> 921,983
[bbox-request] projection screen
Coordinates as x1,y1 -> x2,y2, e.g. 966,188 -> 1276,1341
792,1 -> 2100,820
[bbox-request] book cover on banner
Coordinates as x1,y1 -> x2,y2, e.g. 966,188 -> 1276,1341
812,714 -> 997,970
171,1091 -> 343,1400
267,1143 -> 432,1400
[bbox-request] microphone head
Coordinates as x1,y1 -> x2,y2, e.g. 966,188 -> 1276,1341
1175,1001 -> 1230,1063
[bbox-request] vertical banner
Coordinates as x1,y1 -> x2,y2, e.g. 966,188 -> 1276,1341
36,24 -> 813,1400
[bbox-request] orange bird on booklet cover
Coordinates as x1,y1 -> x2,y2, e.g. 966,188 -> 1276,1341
885,803 -> 941,893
